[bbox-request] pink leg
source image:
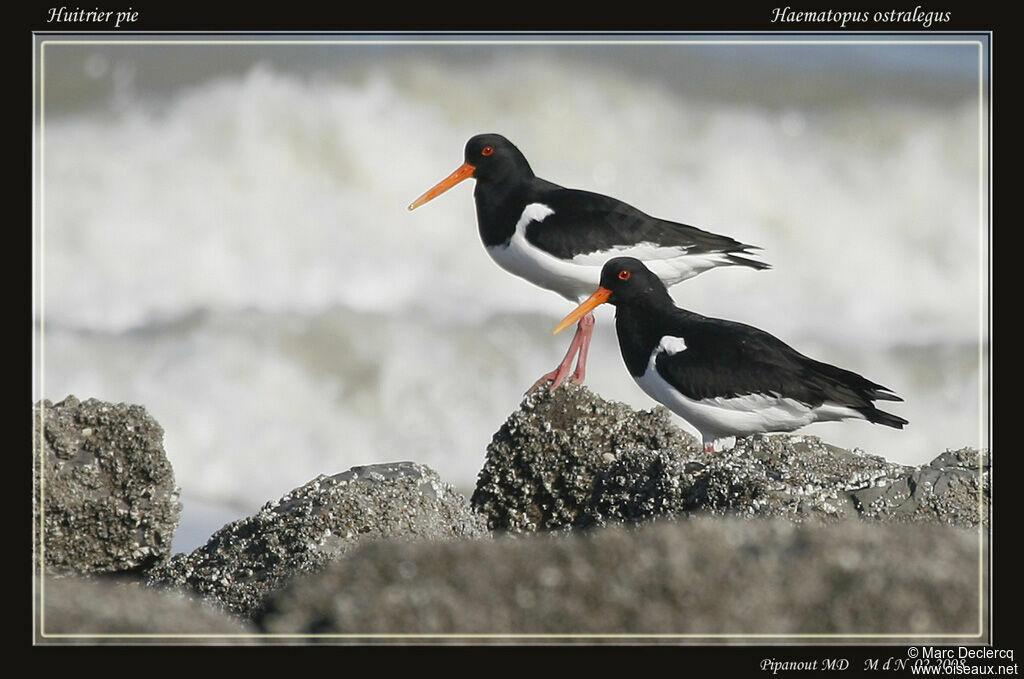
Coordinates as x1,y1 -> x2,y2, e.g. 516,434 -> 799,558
529,313 -> 594,392
569,313 -> 595,385
703,443 -> 715,453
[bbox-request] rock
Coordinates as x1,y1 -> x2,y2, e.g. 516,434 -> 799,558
147,461 -> 489,619
471,383 -> 696,531
852,448 -> 990,526
36,575 -> 254,640
258,517 -> 984,638
472,385 -> 988,530
33,396 -> 182,575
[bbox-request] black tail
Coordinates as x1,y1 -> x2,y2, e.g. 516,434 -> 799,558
862,406 -> 909,430
726,253 -> 771,271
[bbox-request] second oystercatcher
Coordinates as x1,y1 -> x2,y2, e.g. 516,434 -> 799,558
408,133 -> 768,390
554,257 -> 908,452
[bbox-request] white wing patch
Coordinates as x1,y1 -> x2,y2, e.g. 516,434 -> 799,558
656,335 -> 688,356
517,203 -> 555,228
568,241 -> 690,265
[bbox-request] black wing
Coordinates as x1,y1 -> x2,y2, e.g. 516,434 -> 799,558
524,187 -> 765,262
655,317 -> 903,413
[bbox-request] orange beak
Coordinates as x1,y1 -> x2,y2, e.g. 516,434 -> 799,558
407,162 -> 476,211
553,287 -> 612,335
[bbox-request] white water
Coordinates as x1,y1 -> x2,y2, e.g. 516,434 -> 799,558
34,40 -> 989,551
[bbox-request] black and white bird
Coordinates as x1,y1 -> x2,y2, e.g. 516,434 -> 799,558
554,257 -> 908,452
408,133 -> 768,390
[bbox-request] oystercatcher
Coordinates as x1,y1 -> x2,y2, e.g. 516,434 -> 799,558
408,133 -> 768,390
554,257 -> 908,452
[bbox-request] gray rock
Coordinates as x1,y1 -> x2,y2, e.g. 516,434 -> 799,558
471,383 -> 696,531
33,396 -> 182,574
852,448 -> 990,526
472,385 -> 988,530
259,517 -> 985,639
36,575 -> 254,641
147,461 -> 489,619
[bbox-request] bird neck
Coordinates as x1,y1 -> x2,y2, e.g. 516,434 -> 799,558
474,176 -> 532,247
614,291 -> 692,377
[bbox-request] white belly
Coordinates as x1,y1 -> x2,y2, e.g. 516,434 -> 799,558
486,242 -> 599,304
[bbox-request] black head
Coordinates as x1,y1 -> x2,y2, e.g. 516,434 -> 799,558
597,257 -> 671,307
408,133 -> 533,211
463,133 -> 533,183
553,257 -> 673,336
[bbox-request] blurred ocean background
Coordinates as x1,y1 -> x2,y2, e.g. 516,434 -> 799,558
33,37 -> 989,552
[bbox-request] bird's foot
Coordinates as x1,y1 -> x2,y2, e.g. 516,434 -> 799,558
527,365 -> 572,393
526,375 -> 553,394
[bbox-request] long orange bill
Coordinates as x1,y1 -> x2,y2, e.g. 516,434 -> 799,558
553,287 -> 612,335
407,162 -> 476,211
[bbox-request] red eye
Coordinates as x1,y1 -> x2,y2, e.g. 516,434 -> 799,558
481,146 -> 494,156
618,270 -> 631,280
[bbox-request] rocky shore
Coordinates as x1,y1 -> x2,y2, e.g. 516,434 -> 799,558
32,386 -> 990,643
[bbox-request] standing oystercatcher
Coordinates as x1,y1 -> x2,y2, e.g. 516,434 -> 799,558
408,133 -> 768,390
554,257 -> 907,452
